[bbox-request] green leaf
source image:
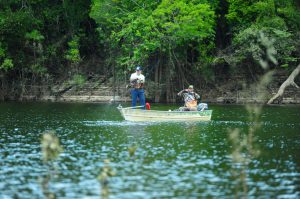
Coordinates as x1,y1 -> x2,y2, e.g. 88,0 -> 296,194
25,30 -> 44,41
1,58 -> 14,71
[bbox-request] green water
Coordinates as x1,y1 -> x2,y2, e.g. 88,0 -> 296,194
0,102 -> 299,198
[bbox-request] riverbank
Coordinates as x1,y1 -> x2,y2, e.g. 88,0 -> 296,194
13,85 -> 300,104
1,72 -> 300,104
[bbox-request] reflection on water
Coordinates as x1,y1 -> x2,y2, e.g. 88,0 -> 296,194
0,102 -> 299,198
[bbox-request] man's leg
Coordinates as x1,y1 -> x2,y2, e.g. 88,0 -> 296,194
138,89 -> 146,109
131,89 -> 138,107
189,107 -> 197,111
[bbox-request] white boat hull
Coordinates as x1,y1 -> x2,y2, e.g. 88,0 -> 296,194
117,106 -> 212,122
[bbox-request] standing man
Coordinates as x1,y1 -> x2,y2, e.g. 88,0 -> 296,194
130,66 -> 145,108
177,85 -> 200,111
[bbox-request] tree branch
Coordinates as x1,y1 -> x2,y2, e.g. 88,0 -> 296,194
267,64 -> 300,104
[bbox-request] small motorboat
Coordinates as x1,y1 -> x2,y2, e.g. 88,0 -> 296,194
117,105 -> 212,122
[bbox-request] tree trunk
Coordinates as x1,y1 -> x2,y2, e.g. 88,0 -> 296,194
154,54 -> 161,103
0,73 -> 4,100
172,49 -> 187,89
267,64 -> 300,104
166,62 -> 171,103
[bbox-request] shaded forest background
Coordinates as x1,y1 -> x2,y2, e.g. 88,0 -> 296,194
0,0 -> 300,102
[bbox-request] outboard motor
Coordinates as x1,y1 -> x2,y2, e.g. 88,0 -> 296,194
197,103 -> 208,111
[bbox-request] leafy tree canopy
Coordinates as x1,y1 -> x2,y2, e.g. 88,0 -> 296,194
91,0 -> 215,70
226,0 -> 300,68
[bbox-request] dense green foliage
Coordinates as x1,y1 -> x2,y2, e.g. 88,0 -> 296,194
0,0 -> 99,83
0,0 -> 299,100
226,0 -> 300,69
91,0 -> 215,68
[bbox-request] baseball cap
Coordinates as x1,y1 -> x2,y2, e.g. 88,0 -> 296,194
135,66 -> 142,71
188,85 -> 193,89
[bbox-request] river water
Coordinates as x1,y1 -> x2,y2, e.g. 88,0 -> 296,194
0,102 -> 299,198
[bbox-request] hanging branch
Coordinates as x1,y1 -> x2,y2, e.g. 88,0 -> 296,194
267,63 -> 300,104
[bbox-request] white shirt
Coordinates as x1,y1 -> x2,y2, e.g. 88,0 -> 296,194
130,72 -> 145,83
130,72 -> 145,89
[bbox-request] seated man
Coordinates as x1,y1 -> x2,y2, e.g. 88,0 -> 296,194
177,85 -> 200,111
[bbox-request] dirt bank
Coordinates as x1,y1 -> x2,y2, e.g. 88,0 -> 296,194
1,72 -> 300,104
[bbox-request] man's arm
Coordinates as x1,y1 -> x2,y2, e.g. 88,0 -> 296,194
177,89 -> 187,96
130,74 -> 136,82
194,92 -> 201,100
129,75 -> 136,88
140,75 -> 145,83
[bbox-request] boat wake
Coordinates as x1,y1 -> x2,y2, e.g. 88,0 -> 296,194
82,120 -> 298,128
212,120 -> 299,128
82,120 -> 156,127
